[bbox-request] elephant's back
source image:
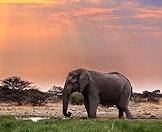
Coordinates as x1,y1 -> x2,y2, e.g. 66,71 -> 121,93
108,72 -> 131,85
89,70 -> 125,89
99,73 -> 125,94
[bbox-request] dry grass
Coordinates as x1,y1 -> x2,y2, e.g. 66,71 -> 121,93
0,101 -> 162,119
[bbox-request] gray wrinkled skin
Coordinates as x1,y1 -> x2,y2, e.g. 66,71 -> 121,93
62,68 -> 134,119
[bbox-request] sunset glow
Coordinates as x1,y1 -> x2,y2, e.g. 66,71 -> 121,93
0,0 -> 162,92
0,0 -> 55,4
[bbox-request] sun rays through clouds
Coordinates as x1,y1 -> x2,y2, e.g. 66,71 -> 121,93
0,0 -> 162,92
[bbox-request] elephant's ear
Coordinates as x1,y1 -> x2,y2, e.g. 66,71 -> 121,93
79,70 -> 90,93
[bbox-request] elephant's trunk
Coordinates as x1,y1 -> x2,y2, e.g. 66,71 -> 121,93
62,86 -> 72,117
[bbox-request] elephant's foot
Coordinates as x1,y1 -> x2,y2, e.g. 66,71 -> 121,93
88,114 -> 97,119
125,110 -> 134,119
118,109 -> 124,119
127,115 -> 134,119
118,116 -> 124,119
63,111 -> 72,117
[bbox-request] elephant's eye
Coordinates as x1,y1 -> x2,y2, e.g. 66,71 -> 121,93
71,79 -> 78,83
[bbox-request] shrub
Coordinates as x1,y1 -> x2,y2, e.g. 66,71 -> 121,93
0,86 -> 50,106
22,89 -> 50,106
47,86 -> 63,102
133,90 -> 161,103
69,92 -> 84,105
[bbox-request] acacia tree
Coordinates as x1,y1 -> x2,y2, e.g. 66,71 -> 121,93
0,76 -> 33,105
1,76 -> 32,91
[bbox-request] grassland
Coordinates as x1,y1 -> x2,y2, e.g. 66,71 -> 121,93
0,116 -> 162,132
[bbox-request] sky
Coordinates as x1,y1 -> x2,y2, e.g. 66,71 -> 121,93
0,0 -> 162,92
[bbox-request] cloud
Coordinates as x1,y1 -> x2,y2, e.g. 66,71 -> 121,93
135,7 -> 162,19
137,0 -> 162,7
0,0 -> 55,4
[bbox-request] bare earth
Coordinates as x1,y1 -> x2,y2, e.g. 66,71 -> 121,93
0,101 -> 162,119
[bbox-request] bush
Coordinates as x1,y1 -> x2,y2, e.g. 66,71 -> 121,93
47,86 -> 63,102
0,86 -> 51,106
69,92 -> 84,105
133,90 -> 161,103
21,89 -> 51,106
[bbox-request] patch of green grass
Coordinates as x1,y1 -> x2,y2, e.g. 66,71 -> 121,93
0,116 -> 161,132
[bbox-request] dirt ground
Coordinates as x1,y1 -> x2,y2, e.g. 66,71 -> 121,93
0,101 -> 162,119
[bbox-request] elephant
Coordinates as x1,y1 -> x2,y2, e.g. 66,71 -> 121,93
62,68 -> 134,119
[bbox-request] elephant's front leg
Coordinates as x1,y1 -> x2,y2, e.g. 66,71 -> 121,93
83,95 -> 90,117
88,94 -> 100,118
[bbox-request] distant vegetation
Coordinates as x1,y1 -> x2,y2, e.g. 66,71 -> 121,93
47,85 -> 63,102
0,116 -> 162,132
0,76 -> 58,106
69,92 -> 84,105
133,90 -> 162,103
0,76 -> 162,106
1,76 -> 33,91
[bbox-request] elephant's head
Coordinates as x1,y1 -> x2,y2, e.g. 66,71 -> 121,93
62,68 -> 90,117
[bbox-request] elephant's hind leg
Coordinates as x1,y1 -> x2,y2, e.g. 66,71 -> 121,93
117,98 -> 134,119
117,86 -> 134,119
117,102 -> 134,119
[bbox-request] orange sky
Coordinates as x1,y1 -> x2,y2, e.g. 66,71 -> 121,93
0,0 -> 162,92
0,0 -> 55,4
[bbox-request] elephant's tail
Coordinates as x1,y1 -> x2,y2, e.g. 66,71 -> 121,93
130,86 -> 133,101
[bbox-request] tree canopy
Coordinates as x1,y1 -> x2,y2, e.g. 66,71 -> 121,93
1,76 -> 32,90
